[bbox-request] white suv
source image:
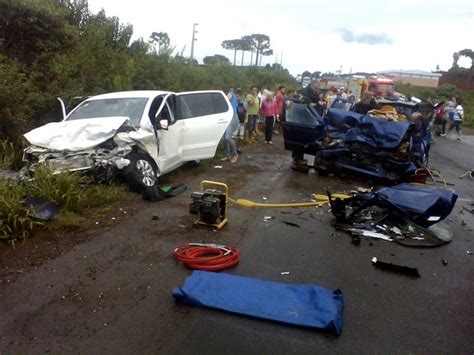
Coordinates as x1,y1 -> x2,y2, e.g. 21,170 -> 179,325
23,90 -> 232,189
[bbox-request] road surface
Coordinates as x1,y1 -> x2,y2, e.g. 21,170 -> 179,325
1,133 -> 473,354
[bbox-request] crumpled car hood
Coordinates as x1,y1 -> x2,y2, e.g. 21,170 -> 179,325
24,116 -> 129,151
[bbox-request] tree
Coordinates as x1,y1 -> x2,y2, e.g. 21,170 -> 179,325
459,49 -> 474,69
247,34 -> 271,66
240,35 -> 255,66
259,49 -> 273,66
149,31 -> 170,55
203,54 -> 230,66
222,39 -> 243,66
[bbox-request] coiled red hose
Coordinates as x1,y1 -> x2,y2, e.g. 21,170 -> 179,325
173,243 -> 240,271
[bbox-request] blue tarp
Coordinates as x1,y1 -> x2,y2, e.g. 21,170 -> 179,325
173,271 -> 344,335
325,109 -> 411,149
375,183 -> 458,227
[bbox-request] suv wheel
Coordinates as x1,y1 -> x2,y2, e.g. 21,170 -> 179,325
126,153 -> 158,191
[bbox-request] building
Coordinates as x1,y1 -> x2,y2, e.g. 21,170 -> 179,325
377,70 -> 442,88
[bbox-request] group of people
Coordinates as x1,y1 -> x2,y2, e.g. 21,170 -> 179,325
303,80 -> 356,115
433,98 -> 465,140
222,85 -> 293,163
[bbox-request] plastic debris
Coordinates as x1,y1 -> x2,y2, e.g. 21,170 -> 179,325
280,271 -> 290,275
371,257 -> 420,277
213,165 -> 223,169
282,221 -> 300,228
442,258 -> 448,266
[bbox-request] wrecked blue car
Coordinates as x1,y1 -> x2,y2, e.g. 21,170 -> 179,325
283,100 -> 431,182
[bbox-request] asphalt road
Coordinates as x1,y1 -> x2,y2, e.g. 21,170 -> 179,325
1,133 -> 473,354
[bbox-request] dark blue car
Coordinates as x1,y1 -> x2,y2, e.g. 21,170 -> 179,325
283,99 -> 431,182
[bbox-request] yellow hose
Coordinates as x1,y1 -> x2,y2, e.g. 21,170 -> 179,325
228,193 -> 351,208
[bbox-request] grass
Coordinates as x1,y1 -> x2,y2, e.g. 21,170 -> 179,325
0,167 -> 127,244
0,140 -> 17,170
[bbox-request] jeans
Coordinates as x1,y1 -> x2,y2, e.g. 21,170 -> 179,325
450,120 -> 462,133
264,116 -> 275,142
225,112 -> 239,157
247,115 -> 258,134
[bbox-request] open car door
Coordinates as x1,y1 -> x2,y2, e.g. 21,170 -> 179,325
174,91 -> 232,161
148,94 -> 184,174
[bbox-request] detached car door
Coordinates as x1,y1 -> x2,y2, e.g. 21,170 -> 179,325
174,91 -> 232,161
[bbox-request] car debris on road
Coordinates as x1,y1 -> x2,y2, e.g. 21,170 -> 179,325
328,183 -> 458,247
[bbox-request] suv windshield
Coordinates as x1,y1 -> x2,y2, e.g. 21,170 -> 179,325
67,98 -> 148,126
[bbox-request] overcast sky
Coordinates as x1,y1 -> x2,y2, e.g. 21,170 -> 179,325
88,0 -> 474,76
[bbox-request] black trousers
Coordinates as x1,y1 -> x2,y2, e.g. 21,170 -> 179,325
265,116 -> 275,142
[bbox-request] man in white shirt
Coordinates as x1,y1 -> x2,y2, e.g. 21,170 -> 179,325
448,98 -> 464,140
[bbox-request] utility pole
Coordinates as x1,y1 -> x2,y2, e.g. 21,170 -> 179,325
190,23 -> 198,62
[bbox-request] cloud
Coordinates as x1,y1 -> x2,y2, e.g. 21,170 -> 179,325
337,28 -> 393,45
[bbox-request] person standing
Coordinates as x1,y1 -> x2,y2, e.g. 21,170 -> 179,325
223,87 -> 239,163
448,98 -> 464,140
304,80 -> 320,104
260,92 -> 277,144
246,86 -> 260,143
236,88 -> 248,141
340,88 -> 348,100
274,85 -> 286,134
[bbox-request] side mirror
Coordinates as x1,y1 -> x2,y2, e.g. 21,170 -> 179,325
160,119 -> 169,130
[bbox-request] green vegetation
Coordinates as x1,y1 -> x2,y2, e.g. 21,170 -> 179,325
0,0 -> 297,242
0,0 -> 297,151
0,167 -> 126,244
395,82 -> 474,127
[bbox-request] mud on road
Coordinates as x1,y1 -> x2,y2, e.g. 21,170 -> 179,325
1,135 -> 473,353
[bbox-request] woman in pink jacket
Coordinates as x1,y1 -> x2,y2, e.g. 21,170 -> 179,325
260,92 -> 277,144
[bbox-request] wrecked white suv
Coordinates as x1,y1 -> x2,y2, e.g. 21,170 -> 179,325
23,90 -> 232,189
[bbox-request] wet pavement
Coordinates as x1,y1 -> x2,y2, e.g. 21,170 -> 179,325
1,134 -> 473,353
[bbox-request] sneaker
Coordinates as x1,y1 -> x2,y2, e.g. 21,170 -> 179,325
265,141 -> 269,144
457,137 -> 462,141
440,133 -> 446,137
273,130 -> 279,135
268,141 -> 273,145
230,155 -> 238,163
221,157 -> 229,161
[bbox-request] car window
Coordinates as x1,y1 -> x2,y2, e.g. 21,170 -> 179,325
175,93 -> 228,119
67,98 -> 148,126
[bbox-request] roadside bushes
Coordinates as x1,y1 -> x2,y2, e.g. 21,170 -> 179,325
0,179 -> 36,243
0,139 -> 17,170
0,168 -> 126,244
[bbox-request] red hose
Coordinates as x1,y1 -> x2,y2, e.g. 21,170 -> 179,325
173,243 -> 240,271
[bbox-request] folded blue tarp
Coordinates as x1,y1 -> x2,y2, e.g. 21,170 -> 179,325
173,271 -> 344,335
